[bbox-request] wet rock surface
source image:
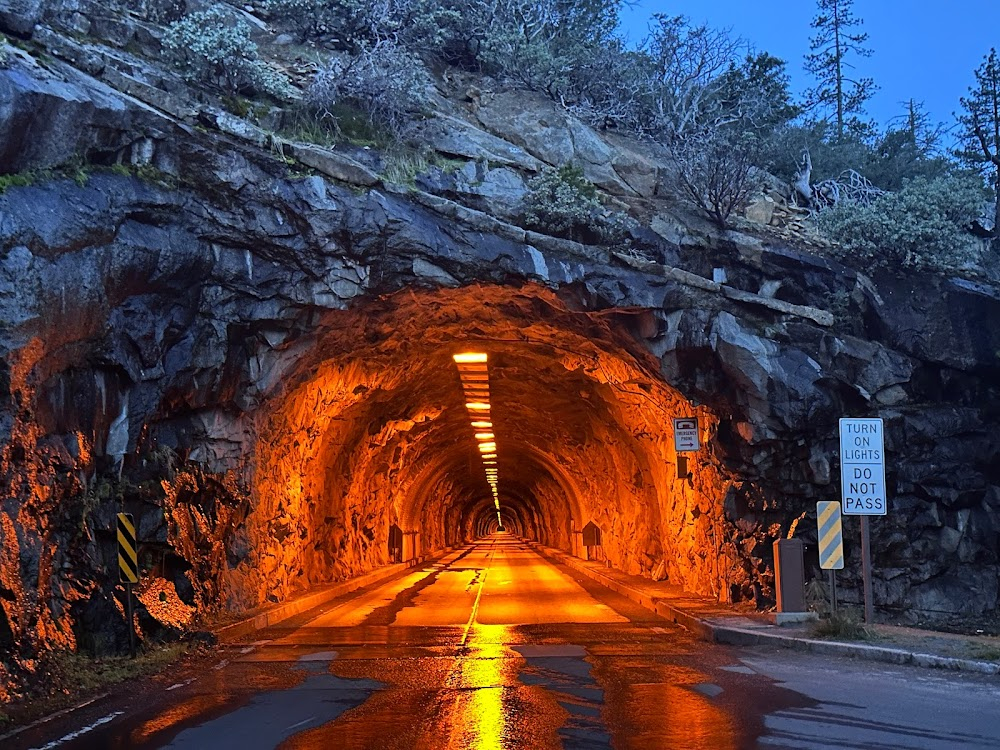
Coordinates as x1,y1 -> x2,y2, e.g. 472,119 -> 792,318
0,3 -> 998,697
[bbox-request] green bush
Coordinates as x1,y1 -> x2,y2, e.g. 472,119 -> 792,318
817,174 -> 990,272
522,164 -> 632,244
163,6 -> 293,99
307,41 -> 429,141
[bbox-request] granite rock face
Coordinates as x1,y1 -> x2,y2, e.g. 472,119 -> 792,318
0,14 -> 999,694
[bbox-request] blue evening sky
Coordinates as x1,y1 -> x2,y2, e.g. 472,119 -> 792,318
618,1 -> 1000,140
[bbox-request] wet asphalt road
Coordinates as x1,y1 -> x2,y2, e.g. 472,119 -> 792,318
11,535 -> 1000,749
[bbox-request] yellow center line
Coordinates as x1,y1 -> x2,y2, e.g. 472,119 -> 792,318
460,538 -> 498,648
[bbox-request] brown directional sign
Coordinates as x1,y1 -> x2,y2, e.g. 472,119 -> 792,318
117,512 -> 138,584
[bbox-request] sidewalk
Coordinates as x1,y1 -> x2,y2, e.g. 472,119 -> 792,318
534,543 -> 1000,676
213,546 -> 468,641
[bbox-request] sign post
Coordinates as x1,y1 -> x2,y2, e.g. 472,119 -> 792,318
839,418 -> 887,625
816,501 -> 844,614
117,512 -> 139,658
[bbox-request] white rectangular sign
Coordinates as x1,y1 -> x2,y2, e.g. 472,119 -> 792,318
839,418 -> 887,515
673,417 -> 700,452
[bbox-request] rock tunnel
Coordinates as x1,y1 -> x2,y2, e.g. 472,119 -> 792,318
227,284 -> 730,612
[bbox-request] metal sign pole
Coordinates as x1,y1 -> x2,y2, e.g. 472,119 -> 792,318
861,516 -> 873,624
125,582 -> 136,658
828,569 -> 837,615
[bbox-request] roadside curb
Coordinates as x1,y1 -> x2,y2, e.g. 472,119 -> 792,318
213,547 -> 463,641
534,543 -> 1000,676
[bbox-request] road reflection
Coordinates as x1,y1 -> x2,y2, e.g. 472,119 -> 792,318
592,657 -> 739,749
449,625 -> 511,749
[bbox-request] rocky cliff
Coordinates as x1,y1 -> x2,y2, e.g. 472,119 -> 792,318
1,0 -> 999,697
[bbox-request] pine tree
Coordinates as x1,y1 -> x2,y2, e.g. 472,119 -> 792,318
957,48 -> 1000,246
803,0 -> 877,139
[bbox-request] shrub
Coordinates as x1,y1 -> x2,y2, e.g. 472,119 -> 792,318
474,0 -> 621,97
265,0 -> 380,47
670,130 -> 763,229
308,40 -> 429,141
817,174 -> 990,272
163,6 -> 293,99
811,609 -> 873,640
265,0 -> 461,52
522,163 -> 632,244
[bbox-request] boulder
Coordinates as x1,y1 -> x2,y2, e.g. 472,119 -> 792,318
744,195 -> 776,226
418,113 -> 544,173
0,0 -> 45,36
475,90 -> 634,195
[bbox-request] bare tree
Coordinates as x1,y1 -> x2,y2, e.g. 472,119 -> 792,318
642,14 -> 744,139
670,130 -> 762,228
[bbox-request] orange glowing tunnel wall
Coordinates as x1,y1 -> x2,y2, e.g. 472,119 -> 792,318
227,286 -> 736,611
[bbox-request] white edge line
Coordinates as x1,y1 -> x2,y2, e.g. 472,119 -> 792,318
29,710 -> 124,750
0,693 -> 110,743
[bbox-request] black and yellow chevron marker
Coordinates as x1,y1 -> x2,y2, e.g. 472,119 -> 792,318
117,512 -> 139,584
817,501 -> 845,570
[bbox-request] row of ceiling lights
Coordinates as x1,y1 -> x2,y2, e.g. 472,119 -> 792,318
453,352 -> 502,527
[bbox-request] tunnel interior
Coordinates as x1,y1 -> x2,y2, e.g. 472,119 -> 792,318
215,285 -> 736,611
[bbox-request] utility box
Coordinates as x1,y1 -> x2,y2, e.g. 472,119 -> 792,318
773,538 -> 806,612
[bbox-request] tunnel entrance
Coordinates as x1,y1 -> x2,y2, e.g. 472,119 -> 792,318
206,285 -> 743,613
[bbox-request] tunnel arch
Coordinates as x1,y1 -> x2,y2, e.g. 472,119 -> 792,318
227,284 -> 733,611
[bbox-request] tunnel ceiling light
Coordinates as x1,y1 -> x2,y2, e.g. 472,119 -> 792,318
454,352 -> 488,364
453,350 -> 502,503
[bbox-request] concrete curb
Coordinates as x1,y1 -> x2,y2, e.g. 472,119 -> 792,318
214,548 -> 462,642
534,543 -> 1000,677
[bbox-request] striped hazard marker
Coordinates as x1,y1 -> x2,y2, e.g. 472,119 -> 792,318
817,501 -> 844,570
117,512 -> 139,584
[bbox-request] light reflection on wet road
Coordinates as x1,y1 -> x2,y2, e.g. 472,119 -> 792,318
17,536 -> 1000,749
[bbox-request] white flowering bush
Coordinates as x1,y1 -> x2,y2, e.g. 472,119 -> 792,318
163,6 -> 293,99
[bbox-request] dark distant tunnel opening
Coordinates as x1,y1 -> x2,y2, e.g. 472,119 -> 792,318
225,284 -> 734,610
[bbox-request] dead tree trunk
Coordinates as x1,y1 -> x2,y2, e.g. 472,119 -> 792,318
792,150 -> 813,207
